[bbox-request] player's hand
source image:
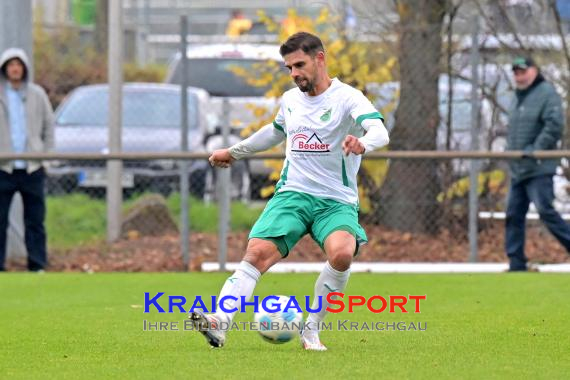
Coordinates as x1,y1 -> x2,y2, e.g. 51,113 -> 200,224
342,135 -> 365,156
209,149 -> 235,168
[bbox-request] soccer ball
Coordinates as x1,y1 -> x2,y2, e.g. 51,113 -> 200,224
254,295 -> 304,344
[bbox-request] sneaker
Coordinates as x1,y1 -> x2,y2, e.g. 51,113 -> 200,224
300,328 -> 327,351
505,267 -> 527,272
188,310 -> 226,348
506,263 -> 540,272
527,263 -> 540,272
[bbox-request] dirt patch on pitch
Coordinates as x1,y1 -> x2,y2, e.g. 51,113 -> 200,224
5,222 -> 569,272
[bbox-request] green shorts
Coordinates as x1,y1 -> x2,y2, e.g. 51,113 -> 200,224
249,191 -> 368,257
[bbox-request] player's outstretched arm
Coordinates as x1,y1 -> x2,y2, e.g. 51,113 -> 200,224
208,123 -> 285,168
209,149 -> 235,168
342,135 -> 366,155
342,119 -> 390,156
228,123 -> 286,160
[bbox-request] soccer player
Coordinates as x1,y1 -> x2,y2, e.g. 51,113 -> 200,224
190,32 -> 389,351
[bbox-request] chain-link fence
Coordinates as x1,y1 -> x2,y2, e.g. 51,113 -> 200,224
5,0 -> 570,271
5,153 -> 570,271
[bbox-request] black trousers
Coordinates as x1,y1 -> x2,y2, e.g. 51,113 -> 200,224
0,168 -> 47,271
505,174 -> 570,270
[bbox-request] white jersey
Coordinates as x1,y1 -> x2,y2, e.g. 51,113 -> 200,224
273,78 -> 383,205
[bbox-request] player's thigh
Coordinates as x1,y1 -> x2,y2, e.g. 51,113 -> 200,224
323,230 -> 356,256
249,191 -> 312,257
311,199 -> 367,256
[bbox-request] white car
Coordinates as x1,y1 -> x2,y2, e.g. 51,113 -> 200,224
371,75 -> 511,152
165,43 -> 288,199
47,83 -> 211,198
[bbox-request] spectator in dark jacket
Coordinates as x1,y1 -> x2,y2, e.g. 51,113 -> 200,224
505,56 -> 570,271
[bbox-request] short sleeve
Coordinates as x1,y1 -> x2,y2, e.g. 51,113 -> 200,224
347,90 -> 384,129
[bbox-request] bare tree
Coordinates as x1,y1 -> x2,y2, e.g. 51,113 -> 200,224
445,0 -> 464,151
95,0 -> 108,54
549,0 -> 570,150
377,0 -> 448,234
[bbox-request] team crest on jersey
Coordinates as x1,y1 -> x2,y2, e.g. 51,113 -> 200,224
320,108 -> 332,122
291,131 -> 330,153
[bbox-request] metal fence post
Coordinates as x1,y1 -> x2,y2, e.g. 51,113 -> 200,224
0,0 -> 32,73
107,0 -> 123,243
1,0 -> 32,260
136,0 -> 148,65
217,99 -> 231,271
179,15 -> 190,269
468,15 -> 480,262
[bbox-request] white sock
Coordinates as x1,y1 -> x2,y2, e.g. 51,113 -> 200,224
214,260 -> 261,324
306,261 -> 350,332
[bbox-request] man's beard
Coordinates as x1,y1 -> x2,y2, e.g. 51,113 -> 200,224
295,77 -> 314,93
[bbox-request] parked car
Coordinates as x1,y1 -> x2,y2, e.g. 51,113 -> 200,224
369,74 -> 513,176
371,75 -> 511,151
165,43 -> 288,199
46,83 -> 211,197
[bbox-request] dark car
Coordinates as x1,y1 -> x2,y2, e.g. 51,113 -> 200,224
46,83 -> 211,197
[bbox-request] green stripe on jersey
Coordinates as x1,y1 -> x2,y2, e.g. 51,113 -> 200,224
273,121 -> 285,134
275,159 -> 290,192
341,157 -> 350,187
355,111 -> 383,126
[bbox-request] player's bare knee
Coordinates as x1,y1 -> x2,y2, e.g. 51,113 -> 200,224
242,248 -> 264,270
244,239 -> 282,273
324,231 -> 355,271
328,249 -> 353,271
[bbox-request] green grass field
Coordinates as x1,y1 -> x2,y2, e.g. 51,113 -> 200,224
1,273 -> 568,379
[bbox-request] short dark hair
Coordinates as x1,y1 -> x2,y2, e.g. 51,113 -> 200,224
279,32 -> 324,57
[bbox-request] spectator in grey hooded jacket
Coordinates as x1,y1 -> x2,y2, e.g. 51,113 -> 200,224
0,48 -> 54,272
505,56 -> 570,271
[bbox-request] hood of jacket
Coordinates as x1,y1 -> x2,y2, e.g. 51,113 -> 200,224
0,47 -> 30,82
